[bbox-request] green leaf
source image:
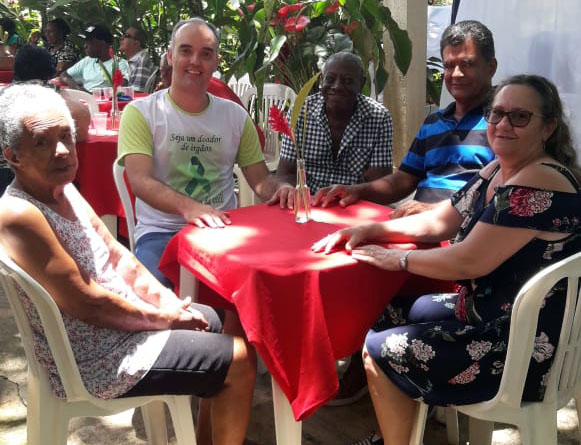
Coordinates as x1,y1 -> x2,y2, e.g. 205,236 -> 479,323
290,72 -> 321,133
383,8 -> 412,75
264,34 -> 287,63
375,58 -> 388,93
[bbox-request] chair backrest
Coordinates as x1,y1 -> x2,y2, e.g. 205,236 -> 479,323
60,89 -> 99,117
228,74 -> 253,100
242,83 -> 297,164
112,163 -> 136,252
491,251 -> 581,410
144,68 -> 160,94
0,245 -> 94,403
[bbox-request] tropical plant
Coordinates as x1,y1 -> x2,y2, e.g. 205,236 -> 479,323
223,0 -> 412,97
426,56 -> 443,105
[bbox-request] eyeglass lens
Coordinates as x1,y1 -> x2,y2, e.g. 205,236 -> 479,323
486,109 -> 534,127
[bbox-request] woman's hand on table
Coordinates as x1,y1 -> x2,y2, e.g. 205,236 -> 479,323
351,245 -> 406,271
311,223 -> 380,254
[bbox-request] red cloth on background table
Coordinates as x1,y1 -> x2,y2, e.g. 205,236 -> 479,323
159,201 -> 453,420
75,131 -> 130,238
0,71 -> 13,83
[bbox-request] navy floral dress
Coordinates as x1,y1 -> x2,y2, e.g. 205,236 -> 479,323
365,163 -> 581,405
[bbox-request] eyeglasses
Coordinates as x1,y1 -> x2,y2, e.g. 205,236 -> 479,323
122,33 -> 136,39
485,108 -> 545,128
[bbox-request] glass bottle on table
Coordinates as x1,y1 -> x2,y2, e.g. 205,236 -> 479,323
294,159 -> 311,223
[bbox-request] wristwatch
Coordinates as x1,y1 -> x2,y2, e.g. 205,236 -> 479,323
399,250 -> 412,271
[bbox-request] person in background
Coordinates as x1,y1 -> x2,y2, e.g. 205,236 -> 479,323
313,74 -> 581,445
276,51 -> 393,202
13,45 -> 90,144
119,25 -> 154,92
44,18 -> 79,75
28,30 -> 42,46
0,18 -> 23,55
0,83 -> 257,445
314,20 -> 497,221
59,24 -> 129,92
117,18 -> 292,288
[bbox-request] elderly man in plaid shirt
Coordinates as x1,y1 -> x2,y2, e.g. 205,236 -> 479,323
120,26 -> 155,92
276,51 -> 394,196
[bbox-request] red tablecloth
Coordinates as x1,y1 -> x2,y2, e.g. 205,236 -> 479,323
159,202 -> 453,420
0,70 -> 13,83
75,130 -> 131,239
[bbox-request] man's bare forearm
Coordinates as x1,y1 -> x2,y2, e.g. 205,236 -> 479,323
131,174 -> 198,218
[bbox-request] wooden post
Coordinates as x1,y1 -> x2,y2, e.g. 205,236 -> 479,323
382,0 -> 428,167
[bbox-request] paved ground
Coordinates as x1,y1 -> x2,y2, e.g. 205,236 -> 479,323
1,291 -> 579,444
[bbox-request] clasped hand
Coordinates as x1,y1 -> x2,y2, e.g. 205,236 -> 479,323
164,296 -> 209,331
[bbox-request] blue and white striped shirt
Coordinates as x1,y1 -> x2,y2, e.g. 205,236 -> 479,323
399,101 -> 495,203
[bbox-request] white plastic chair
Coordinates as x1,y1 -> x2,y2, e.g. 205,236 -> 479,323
60,88 -> 99,117
113,163 -> 137,252
144,68 -> 160,94
0,245 -> 197,445
227,74 -> 253,100
242,83 -> 297,173
409,251 -> 581,445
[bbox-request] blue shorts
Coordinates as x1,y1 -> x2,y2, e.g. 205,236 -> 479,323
135,231 -> 176,288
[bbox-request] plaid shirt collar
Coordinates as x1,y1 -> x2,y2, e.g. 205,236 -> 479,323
311,92 -> 375,156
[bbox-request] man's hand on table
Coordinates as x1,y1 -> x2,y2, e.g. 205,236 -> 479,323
266,183 -> 296,209
183,201 -> 231,228
312,184 -> 362,208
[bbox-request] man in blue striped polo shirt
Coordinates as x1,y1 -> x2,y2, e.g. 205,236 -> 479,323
313,20 -> 497,221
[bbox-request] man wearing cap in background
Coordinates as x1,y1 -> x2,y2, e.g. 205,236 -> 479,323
119,26 -> 154,92
59,24 -> 129,92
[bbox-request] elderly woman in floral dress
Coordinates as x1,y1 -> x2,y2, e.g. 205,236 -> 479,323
313,74 -> 581,445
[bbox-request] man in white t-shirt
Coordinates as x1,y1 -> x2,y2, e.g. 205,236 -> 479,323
117,18 -> 293,287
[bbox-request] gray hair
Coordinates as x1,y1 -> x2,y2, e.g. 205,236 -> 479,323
170,18 -> 220,51
440,20 -> 495,62
323,51 -> 365,84
0,84 -> 75,153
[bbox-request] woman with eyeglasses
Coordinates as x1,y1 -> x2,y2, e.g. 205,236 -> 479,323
312,74 -> 581,445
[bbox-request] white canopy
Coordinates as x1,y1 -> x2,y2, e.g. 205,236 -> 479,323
442,0 -> 581,154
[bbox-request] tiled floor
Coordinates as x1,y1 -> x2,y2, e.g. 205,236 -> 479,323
0,301 -> 578,444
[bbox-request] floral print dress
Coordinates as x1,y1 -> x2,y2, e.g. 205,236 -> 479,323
365,163 -> 581,405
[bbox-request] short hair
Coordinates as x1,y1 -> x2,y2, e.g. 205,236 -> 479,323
0,84 -> 75,153
440,20 -> 495,62
13,45 -> 55,82
47,18 -> 71,38
324,51 -> 365,84
170,18 -> 220,51
492,74 -> 581,182
130,26 -> 147,48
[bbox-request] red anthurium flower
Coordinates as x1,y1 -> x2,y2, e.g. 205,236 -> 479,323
287,2 -> 303,12
284,15 -> 310,32
268,105 -> 295,144
325,1 -> 340,13
341,20 -> 360,35
112,69 -> 124,88
247,3 -> 256,12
